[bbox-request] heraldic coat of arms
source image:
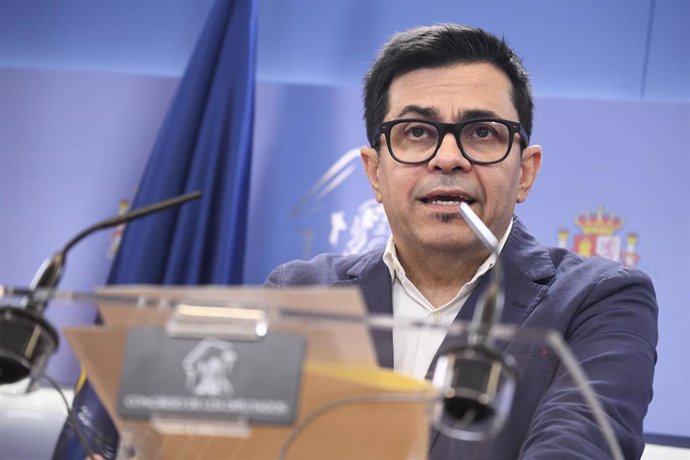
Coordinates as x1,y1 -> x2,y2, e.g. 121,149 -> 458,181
558,206 -> 640,267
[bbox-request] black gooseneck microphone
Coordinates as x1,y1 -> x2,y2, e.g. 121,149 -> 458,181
0,191 -> 202,387
431,202 -> 517,441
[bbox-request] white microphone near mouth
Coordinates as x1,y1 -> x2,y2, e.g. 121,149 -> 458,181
431,202 -> 517,440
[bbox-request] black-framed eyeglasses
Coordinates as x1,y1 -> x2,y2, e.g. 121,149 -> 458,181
375,118 -> 530,165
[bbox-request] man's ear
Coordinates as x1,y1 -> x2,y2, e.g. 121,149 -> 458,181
360,146 -> 382,202
516,145 -> 542,203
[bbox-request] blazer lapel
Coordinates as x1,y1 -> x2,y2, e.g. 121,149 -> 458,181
335,249 -> 395,368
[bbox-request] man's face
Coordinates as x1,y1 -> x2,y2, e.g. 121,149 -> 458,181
361,62 -> 541,260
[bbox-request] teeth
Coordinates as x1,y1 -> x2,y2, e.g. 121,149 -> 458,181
431,199 -> 462,205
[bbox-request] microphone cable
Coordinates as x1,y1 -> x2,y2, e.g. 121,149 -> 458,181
2,349 -> 98,459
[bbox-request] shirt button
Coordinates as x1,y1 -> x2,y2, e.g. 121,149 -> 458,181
432,312 -> 441,321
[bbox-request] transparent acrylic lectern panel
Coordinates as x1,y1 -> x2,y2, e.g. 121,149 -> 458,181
0,285 -> 623,460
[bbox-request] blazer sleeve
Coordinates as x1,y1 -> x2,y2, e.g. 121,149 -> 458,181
520,266 -> 658,459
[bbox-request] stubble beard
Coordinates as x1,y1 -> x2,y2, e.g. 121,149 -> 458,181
433,212 -> 460,224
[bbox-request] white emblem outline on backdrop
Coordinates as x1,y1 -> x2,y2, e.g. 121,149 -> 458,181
291,148 -> 390,257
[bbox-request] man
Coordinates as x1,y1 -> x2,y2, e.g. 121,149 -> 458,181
266,24 -> 658,459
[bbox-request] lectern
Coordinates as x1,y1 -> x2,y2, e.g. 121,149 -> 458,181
0,284 -> 624,460
63,285 -> 435,460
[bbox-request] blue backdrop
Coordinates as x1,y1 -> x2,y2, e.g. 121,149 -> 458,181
1,0 -> 688,447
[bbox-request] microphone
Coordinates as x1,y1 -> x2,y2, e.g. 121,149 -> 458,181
0,191 -> 202,387
431,202 -> 517,441
459,202 -> 504,345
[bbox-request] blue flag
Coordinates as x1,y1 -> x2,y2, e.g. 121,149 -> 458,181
52,0 -> 257,457
108,0 -> 256,285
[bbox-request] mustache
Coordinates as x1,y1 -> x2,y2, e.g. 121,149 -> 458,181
413,176 -> 479,198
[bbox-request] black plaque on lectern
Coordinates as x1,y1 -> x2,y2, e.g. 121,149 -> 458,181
117,327 -> 306,424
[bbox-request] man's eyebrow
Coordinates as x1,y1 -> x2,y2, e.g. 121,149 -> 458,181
460,109 -> 502,121
396,105 -> 440,119
394,106 -> 504,121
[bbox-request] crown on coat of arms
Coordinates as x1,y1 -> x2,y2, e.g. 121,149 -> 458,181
558,205 -> 640,267
575,207 -> 623,236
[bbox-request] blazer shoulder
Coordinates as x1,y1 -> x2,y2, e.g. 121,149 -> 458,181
547,245 -> 655,290
265,247 -> 384,286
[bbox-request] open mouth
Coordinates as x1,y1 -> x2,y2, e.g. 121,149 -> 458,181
420,194 -> 475,207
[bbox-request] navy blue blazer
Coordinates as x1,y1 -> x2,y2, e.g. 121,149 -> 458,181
267,217 -> 658,459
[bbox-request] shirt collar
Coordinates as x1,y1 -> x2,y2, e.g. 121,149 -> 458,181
383,217 -> 514,284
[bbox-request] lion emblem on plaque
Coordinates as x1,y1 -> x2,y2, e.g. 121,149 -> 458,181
292,148 -> 390,257
182,338 -> 238,397
558,206 -> 640,267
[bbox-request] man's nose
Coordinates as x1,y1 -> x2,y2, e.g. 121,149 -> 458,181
427,133 -> 472,172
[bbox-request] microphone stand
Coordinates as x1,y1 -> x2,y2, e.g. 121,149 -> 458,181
0,191 -> 201,389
